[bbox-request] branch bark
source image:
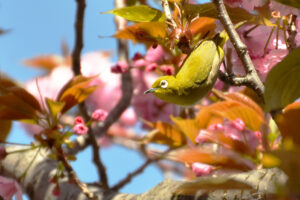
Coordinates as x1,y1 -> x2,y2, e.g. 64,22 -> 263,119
0,145 -> 288,200
212,0 -> 265,99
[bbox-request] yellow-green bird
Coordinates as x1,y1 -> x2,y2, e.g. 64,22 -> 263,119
144,32 -> 228,106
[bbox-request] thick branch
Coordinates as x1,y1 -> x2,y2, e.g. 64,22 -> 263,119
212,0 -> 264,98
0,145 -> 288,200
72,0 -> 86,75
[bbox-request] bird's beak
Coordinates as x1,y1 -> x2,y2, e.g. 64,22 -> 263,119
144,88 -> 158,94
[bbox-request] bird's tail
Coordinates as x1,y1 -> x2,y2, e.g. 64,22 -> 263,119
213,20 -> 247,48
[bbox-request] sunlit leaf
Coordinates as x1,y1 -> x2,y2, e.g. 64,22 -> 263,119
142,121 -> 186,147
274,101 -> 300,145
214,90 -> 264,118
264,46 -> 300,112
56,75 -> 99,113
273,0 -> 300,9
0,120 -> 12,141
174,176 -> 253,196
8,87 -> 42,112
170,116 -> 199,144
196,100 -> 265,131
188,17 -> 216,38
262,153 -> 281,168
45,98 -> 65,124
114,22 -> 167,45
164,146 -> 255,170
105,5 -> 165,22
23,55 -> 66,71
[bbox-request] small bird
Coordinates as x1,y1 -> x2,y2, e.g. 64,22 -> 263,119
144,32 -> 228,106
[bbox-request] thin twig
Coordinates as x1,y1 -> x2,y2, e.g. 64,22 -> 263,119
57,146 -> 95,199
287,14 -> 297,52
66,0 -> 133,155
111,149 -> 172,191
161,0 -> 177,29
212,0 -> 264,99
71,0 -> 109,189
72,0 -> 86,75
80,104 -> 109,189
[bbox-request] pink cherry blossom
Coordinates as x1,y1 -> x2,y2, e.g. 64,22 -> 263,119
195,130 -> 212,143
73,123 -> 88,135
160,65 -> 174,75
232,118 -> 245,131
145,63 -> 157,72
208,123 -> 224,132
0,176 -> 23,200
191,162 -> 215,177
196,119 -> 260,153
270,0 -> 300,16
74,116 -> 85,125
111,61 -> 129,74
91,109 -> 108,121
52,186 -> 60,196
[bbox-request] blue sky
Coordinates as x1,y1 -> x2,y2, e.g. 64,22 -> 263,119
0,0 -> 208,198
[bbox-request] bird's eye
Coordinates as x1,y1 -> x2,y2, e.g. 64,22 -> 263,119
160,80 -> 168,88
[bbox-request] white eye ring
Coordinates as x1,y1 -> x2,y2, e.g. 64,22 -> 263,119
160,80 -> 168,88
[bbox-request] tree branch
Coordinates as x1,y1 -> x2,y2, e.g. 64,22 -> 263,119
70,0 -> 109,190
212,0 -> 264,99
66,0 -> 133,155
72,0 -> 86,75
0,145 -> 288,200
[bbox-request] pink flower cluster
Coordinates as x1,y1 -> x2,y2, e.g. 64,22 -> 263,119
73,116 -> 88,135
195,118 -> 261,152
131,45 -> 175,75
91,109 -> 108,121
0,176 -> 23,200
191,162 -> 215,177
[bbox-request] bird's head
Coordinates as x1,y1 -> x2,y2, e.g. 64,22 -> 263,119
144,76 -> 178,97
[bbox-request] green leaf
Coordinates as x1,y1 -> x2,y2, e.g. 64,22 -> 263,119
273,0 -> 300,9
264,47 -> 300,112
45,98 -> 65,124
105,5 -> 165,22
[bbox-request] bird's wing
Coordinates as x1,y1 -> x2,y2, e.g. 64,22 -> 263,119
176,40 -> 217,89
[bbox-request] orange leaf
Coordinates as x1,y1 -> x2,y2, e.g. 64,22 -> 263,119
114,22 -> 167,45
23,55 -> 66,70
0,107 -> 34,120
196,100 -> 265,131
214,90 -> 264,118
188,17 -> 216,38
8,87 -> 41,112
170,116 -> 199,144
57,75 -> 99,113
0,120 -> 12,141
164,146 -> 255,170
0,94 -> 38,118
275,101 -> 300,145
143,121 -> 186,147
